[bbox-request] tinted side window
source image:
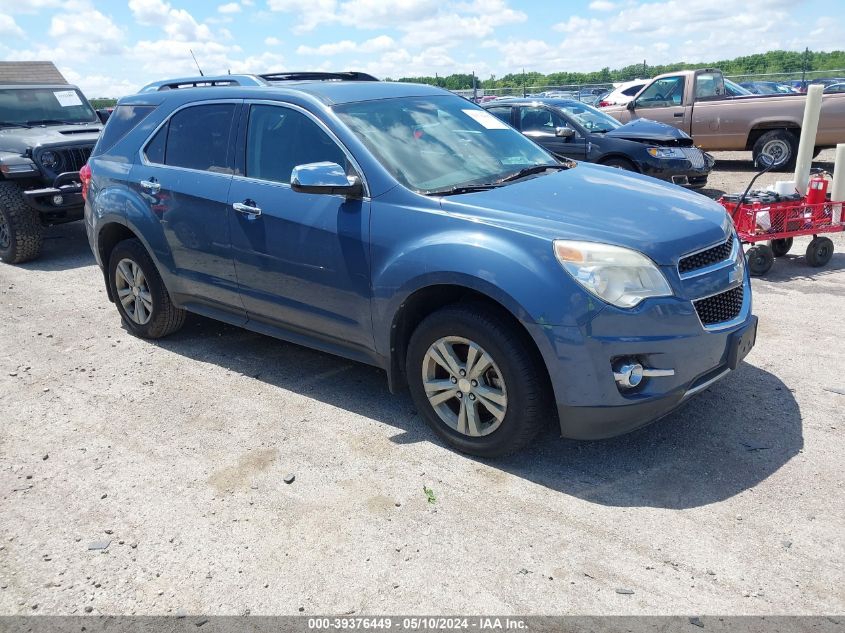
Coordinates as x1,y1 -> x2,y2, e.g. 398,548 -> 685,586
93,105 -> 155,156
486,107 -> 512,124
145,124 -> 167,164
165,103 -> 236,173
246,104 -> 347,184
622,84 -> 644,96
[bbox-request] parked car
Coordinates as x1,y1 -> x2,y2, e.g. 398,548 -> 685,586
739,81 -> 797,95
484,98 -> 713,188
597,79 -> 648,107
84,73 -> 757,457
824,83 -> 845,94
603,68 -> 845,169
0,83 -> 104,263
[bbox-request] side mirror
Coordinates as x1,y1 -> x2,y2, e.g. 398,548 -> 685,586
626,100 -> 636,111
555,126 -> 575,138
96,109 -> 111,124
291,162 -> 363,198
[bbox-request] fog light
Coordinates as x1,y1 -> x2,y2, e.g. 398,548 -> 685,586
614,361 -> 644,389
52,194 -> 64,206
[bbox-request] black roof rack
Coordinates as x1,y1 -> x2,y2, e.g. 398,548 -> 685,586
258,71 -> 379,83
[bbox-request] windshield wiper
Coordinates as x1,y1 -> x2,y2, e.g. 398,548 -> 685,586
0,122 -> 31,129
423,183 -> 502,196
496,163 -> 570,184
25,119 -> 81,126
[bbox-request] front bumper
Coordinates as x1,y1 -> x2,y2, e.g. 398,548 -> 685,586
638,151 -> 715,187
22,171 -> 84,218
525,278 -> 755,440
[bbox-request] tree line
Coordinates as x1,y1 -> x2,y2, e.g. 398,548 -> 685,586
389,49 -> 845,89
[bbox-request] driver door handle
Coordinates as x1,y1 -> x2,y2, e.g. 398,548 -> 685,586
233,200 -> 262,218
674,112 -> 684,118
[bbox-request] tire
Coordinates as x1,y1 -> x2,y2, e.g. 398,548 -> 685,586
107,238 -> 185,339
405,303 -> 551,457
746,244 -> 775,276
770,237 -> 793,257
805,236 -> 834,267
752,129 -> 798,171
0,181 -> 43,264
601,157 -> 637,172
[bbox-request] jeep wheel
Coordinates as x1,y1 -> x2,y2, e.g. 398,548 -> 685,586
406,303 -> 550,457
0,182 -> 43,264
108,239 -> 186,339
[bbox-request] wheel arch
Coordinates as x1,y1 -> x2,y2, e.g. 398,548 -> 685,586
746,123 -> 800,151
598,153 -> 641,172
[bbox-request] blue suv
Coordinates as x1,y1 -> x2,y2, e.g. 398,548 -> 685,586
84,73 -> 757,457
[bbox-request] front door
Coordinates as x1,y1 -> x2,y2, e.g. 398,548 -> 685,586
518,105 -> 588,161
130,101 -> 243,314
627,75 -> 690,133
227,103 -> 374,352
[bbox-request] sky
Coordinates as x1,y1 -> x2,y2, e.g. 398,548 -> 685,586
0,0 -> 843,98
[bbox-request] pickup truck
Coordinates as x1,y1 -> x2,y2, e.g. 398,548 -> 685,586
603,69 -> 845,169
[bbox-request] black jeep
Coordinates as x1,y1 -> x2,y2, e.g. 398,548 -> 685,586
0,84 -> 103,263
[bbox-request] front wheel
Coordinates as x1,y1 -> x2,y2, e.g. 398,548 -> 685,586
806,237 -> 834,267
601,157 -> 637,172
108,239 -> 186,338
0,182 -> 43,264
746,244 -> 774,276
406,304 -> 550,457
752,130 -> 798,171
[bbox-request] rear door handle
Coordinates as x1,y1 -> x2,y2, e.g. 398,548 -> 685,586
140,179 -> 160,193
233,201 -> 262,218
674,112 -> 684,118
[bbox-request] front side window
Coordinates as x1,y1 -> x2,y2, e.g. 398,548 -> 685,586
519,106 -> 566,133
636,76 -> 686,108
161,103 -> 236,173
486,106 -> 512,124
335,95 -> 554,194
245,104 -> 348,184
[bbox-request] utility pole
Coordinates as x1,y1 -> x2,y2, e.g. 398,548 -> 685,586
523,68 -> 527,97
801,47 -> 809,88
472,71 -> 477,102
643,59 -> 647,77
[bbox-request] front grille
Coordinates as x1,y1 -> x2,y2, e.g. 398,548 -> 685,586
38,146 -> 93,174
693,285 -> 744,326
679,234 -> 734,274
680,146 -> 706,169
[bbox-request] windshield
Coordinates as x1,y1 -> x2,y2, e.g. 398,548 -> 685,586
555,101 -> 621,132
0,87 -> 97,126
334,95 -> 555,193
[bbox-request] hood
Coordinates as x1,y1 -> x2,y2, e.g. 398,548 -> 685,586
604,118 -> 692,146
439,162 -> 730,266
0,124 -> 102,154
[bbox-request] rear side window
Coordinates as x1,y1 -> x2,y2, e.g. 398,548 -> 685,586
622,84 -> 644,96
486,107 -> 512,124
93,105 -> 155,156
158,103 -> 236,173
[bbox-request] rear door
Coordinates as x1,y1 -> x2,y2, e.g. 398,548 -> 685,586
517,105 -> 587,161
627,75 -> 690,133
227,101 -> 374,353
130,100 -> 244,315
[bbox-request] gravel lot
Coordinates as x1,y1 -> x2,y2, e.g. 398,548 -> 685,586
1,150 -> 843,616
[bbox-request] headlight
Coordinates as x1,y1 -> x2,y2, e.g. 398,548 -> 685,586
646,147 -> 685,159
554,240 -> 673,308
40,151 -> 61,170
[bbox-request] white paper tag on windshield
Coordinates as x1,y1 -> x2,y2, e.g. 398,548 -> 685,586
53,90 -> 83,107
462,109 -> 509,129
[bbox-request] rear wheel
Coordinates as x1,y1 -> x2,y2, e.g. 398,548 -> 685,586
0,182 -> 43,264
108,239 -> 185,338
805,236 -> 834,267
770,237 -> 793,257
752,129 -> 798,171
746,244 -> 774,276
406,303 -> 550,457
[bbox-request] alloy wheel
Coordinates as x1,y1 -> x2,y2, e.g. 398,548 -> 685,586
115,258 -> 153,325
421,336 -> 508,437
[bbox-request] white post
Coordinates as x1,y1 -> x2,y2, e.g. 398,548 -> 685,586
793,84 -> 824,195
831,143 -> 845,224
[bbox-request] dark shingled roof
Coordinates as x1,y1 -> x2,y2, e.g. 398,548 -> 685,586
0,61 -> 68,85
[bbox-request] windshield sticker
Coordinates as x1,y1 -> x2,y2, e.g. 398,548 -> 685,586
462,109 -> 509,130
53,90 -> 83,107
